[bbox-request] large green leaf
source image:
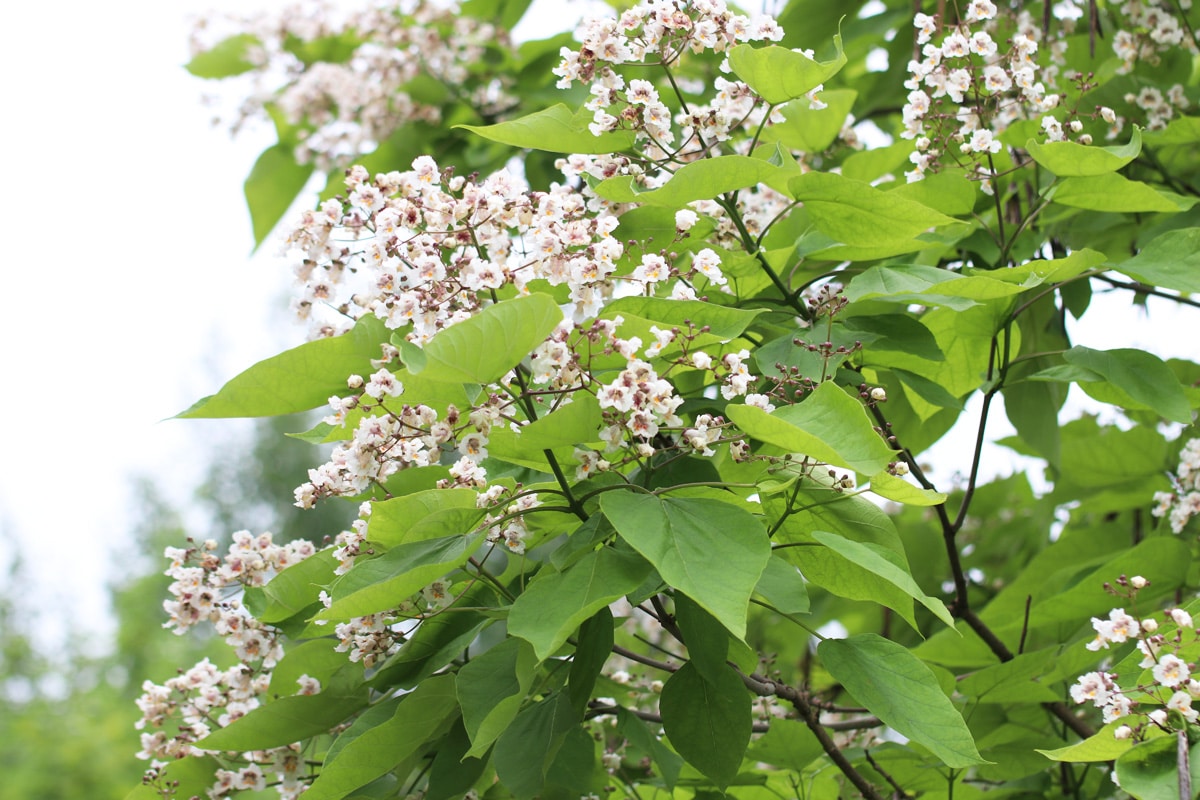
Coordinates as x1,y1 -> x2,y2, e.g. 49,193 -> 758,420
1116,227 -> 1200,293
457,638 -> 537,757
1025,127 -> 1141,176
725,381 -> 896,475
245,143 -> 315,248
765,90 -> 857,153
819,635 -> 987,769
455,103 -> 637,154
176,315 -> 386,418
1051,173 -> 1193,212
421,293 -> 562,384
1049,346 -> 1192,424
1038,721 -> 1136,763
617,708 -> 683,789
727,37 -> 846,105
868,472 -> 948,507
659,662 -> 752,788
787,172 -> 959,250
600,492 -> 770,640
568,608 -> 615,716
509,546 -> 653,661
303,675 -> 460,800
812,531 -> 954,631
367,489 -> 483,547
245,549 -> 337,623
595,155 -> 793,207
318,532 -> 486,621
1114,736 -> 1200,800
752,555 -> 810,615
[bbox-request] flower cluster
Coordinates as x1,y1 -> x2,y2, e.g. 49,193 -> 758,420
1152,437 -> 1200,533
190,0 -> 515,171
1071,575 -> 1200,739
1111,0 -> 1199,75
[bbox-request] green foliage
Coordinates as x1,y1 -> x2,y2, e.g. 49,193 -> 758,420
145,0 -> 1200,797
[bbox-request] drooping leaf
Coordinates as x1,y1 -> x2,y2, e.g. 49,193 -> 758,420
176,315 -> 386,418
600,492 -> 770,640
568,608 -> 615,716
1025,127 -> 1141,176
1117,227 -> 1200,293
1038,722 -> 1137,763
245,143 -> 315,248
303,675 -> 460,800
457,638 -> 537,757
674,593 -> 731,685
819,635 -> 988,768
508,546 -> 653,661
752,555 -> 810,615
421,293 -> 562,384
456,103 -> 637,154
659,662 -> 752,788
1057,346 -> 1192,424
725,381 -> 897,475
727,36 -> 846,105
812,531 -> 955,630
617,708 -> 684,789
493,692 -> 579,799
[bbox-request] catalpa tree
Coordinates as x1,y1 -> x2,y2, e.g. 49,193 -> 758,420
135,1 -> 1200,798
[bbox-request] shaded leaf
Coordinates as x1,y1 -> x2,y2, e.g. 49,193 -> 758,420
660,662 -> 752,788
457,638 -> 537,757
1117,227 -> 1200,293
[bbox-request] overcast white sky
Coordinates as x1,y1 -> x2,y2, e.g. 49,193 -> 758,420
1,0 -> 1195,652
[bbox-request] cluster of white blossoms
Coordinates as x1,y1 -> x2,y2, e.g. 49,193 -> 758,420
1072,576 -> 1200,739
1111,0 -> 1199,74
1152,438 -> 1200,533
190,0 -> 514,170
902,1 -> 1073,183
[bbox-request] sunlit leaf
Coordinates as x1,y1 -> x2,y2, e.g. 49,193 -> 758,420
456,103 -> 637,154
1025,128 -> 1141,176
727,36 -> 846,105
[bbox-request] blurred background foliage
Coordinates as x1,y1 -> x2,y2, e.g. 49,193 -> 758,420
0,414 -> 352,798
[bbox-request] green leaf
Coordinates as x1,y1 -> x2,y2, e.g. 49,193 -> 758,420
493,692 -> 579,799
1037,721 -> 1136,762
304,675 -> 460,800
1060,346 -> 1192,423
812,531 -> 955,631
371,584 -> 494,691
787,172 -> 959,253
818,635 -> 987,768
1051,173 -> 1193,213
509,546 -> 653,661
617,708 -> 683,789
318,532 -> 486,621
421,293 -> 562,384
244,143 -> 314,248
568,608 -> 615,716
956,649 -> 1060,704
1115,735 -> 1200,800
457,638 -> 537,757
745,719 -> 823,772
727,36 -> 846,105
177,315 -> 386,418
600,492 -> 770,641
367,489 -> 483,547
455,103 -> 637,154
595,155 -> 792,207
869,471 -> 948,507
197,688 -> 368,752
1117,227 -> 1200,293
603,297 -> 767,340
765,90 -> 857,153
184,33 -> 262,78
752,555 -> 810,615
674,594 -> 731,685
426,721 -> 488,800
660,662 -> 752,788
725,381 -> 897,475
1025,127 -> 1141,176
498,393 -> 602,452
888,170 -> 978,216
251,549 -> 337,623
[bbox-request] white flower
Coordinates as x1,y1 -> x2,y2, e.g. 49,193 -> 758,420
1153,654 -> 1190,688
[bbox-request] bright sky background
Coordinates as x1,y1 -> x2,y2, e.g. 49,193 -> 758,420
2,0 -> 1196,653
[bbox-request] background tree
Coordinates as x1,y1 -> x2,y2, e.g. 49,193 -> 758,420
133,1 -> 1200,799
